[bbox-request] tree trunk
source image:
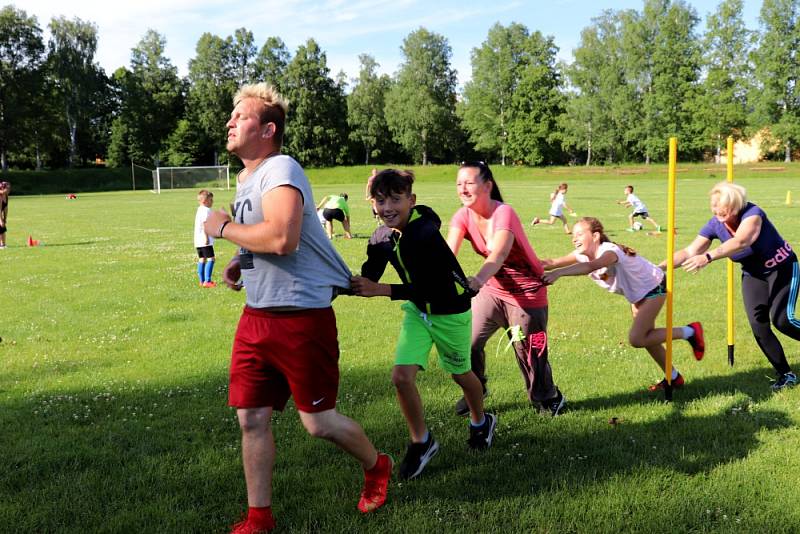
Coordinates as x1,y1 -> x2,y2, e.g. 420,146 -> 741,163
1,149 -> 7,172
586,138 -> 592,166
785,141 -> 791,163
421,129 -> 428,165
66,102 -> 77,168
364,144 -> 370,165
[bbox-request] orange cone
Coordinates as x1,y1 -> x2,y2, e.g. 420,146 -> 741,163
28,235 -> 34,247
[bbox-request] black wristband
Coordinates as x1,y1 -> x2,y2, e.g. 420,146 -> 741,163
219,221 -> 230,238
705,252 -> 713,263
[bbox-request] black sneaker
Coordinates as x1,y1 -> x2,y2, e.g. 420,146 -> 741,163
467,413 -> 497,450
539,389 -> 566,417
454,386 -> 489,417
772,371 -> 798,391
398,434 -> 440,480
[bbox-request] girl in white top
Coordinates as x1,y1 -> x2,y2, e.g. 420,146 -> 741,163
531,183 -> 574,234
541,217 -> 704,391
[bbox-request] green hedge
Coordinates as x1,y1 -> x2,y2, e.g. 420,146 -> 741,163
0,167 -> 133,195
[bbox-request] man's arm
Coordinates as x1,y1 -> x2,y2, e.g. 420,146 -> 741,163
205,185 -> 303,255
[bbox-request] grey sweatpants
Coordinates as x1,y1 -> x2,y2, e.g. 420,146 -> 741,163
470,289 -> 558,404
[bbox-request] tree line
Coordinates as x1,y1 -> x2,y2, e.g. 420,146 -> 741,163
2,0 -> 799,171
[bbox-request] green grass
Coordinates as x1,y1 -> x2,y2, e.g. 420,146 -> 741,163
2,165 -> 800,533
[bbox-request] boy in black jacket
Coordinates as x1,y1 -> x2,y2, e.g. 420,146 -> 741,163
351,169 -> 497,481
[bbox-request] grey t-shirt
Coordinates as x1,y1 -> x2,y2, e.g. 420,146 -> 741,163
232,154 -> 351,308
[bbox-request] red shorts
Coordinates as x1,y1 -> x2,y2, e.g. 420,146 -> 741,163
228,306 -> 340,412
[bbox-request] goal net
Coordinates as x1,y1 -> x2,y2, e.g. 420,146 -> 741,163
131,162 -> 155,191
151,165 -> 231,193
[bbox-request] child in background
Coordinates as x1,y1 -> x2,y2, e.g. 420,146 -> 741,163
194,189 -> 216,288
541,217 -> 704,391
317,193 -> 353,239
0,181 -> 8,249
531,183 -> 575,234
617,185 -> 661,232
351,169 -> 497,481
366,168 -> 380,223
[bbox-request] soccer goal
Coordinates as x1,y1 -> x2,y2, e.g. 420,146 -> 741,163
151,165 -> 231,194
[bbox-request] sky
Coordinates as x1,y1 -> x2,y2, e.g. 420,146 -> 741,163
21,0 -> 763,88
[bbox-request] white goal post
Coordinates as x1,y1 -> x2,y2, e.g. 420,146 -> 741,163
151,165 -> 231,194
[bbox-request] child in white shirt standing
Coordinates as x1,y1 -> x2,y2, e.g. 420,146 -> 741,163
541,217 -> 704,391
194,189 -> 216,288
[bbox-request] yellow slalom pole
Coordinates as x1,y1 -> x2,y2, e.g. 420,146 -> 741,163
665,137 -> 677,401
726,137 -> 735,366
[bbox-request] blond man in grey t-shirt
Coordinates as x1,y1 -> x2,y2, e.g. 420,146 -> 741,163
205,83 -> 391,533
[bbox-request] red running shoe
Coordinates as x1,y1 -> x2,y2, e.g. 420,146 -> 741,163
648,373 -> 685,392
230,517 -> 275,534
203,281 -> 217,288
687,322 -> 705,360
358,453 -> 393,513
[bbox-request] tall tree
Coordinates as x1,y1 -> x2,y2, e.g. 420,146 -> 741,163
562,11 -> 634,164
230,28 -> 256,86
107,30 -> 184,167
252,36 -> 290,91
47,16 -> 104,166
0,6 -> 45,171
697,0 -> 752,161
347,54 -> 391,164
649,0 -> 702,158
506,31 -> 565,166
187,32 -> 237,164
460,23 -> 529,165
283,38 -> 347,166
751,0 -> 800,161
386,28 -> 458,164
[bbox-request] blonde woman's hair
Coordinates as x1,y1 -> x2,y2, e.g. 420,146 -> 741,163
233,83 -> 289,146
709,181 -> 747,215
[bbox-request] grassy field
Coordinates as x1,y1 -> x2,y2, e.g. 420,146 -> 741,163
2,164 -> 800,533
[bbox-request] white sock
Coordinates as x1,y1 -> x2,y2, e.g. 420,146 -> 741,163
470,415 -> 486,428
681,326 -> 694,339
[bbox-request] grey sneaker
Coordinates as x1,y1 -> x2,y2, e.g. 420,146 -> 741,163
772,371 -> 798,391
467,413 -> 497,450
454,386 -> 488,417
398,434 -> 440,480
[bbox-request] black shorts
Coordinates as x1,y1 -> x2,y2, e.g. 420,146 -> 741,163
0,224 -> 6,234
323,208 -> 345,222
632,211 -> 650,219
196,245 -> 215,259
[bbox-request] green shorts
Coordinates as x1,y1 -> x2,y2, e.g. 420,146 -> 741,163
395,301 -> 472,374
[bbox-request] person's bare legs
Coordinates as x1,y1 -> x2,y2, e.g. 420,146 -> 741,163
297,408 -> 379,469
325,220 -> 334,239
342,218 -> 353,239
392,364 -> 427,442
238,407 -> 276,507
451,370 -> 485,425
628,297 -> 687,374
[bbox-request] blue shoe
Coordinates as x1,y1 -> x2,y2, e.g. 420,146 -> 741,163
772,372 -> 798,391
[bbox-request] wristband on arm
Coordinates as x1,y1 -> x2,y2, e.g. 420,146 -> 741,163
219,220 -> 230,238
705,252 -> 713,263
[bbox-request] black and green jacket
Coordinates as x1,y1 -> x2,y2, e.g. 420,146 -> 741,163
360,205 -> 475,315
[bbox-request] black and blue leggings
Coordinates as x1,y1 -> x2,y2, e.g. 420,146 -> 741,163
741,259 -> 800,374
